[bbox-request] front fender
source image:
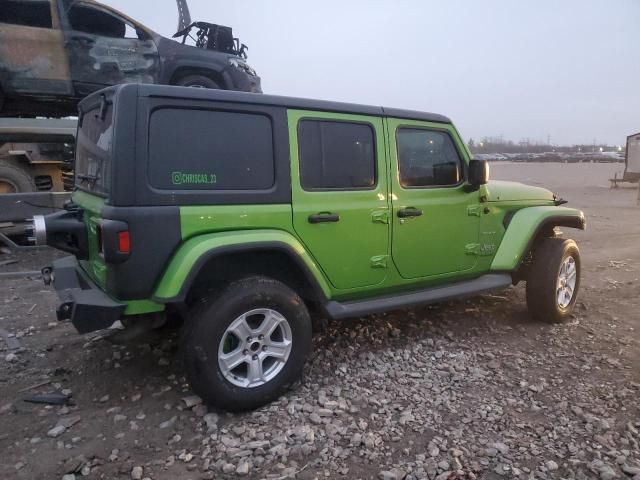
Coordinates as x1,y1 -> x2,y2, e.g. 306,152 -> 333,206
491,206 -> 586,271
152,229 -> 332,302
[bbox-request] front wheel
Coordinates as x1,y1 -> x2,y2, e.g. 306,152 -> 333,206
526,237 -> 581,323
174,75 -> 220,89
182,276 -> 312,412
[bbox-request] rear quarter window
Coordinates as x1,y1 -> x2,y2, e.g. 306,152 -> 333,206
148,109 -> 275,191
75,102 -> 113,196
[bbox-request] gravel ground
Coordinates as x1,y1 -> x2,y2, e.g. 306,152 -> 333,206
1,163 -> 639,480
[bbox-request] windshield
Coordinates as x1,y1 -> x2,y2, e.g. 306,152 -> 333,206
74,102 -> 113,196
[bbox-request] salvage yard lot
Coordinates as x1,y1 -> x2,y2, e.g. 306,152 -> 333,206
1,163 -> 639,480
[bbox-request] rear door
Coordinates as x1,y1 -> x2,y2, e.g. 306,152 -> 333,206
388,118 -> 480,279
289,110 -> 390,290
0,0 -> 72,95
60,0 -> 159,95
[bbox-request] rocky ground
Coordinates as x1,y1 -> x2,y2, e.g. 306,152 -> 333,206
1,163 -> 639,480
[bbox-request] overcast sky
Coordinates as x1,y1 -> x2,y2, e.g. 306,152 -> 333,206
102,0 -> 639,146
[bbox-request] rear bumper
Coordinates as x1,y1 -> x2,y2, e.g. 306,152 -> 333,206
46,256 -> 125,334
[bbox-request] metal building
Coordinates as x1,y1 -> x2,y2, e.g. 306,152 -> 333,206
626,132 -> 640,181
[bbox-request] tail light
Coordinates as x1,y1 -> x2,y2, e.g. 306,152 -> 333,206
117,231 -> 130,254
98,220 -> 130,263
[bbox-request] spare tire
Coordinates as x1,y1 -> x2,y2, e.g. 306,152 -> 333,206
0,160 -> 36,194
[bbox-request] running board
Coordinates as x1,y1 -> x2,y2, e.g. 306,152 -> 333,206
325,273 -> 512,320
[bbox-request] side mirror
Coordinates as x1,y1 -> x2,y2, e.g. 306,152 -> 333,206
468,159 -> 490,187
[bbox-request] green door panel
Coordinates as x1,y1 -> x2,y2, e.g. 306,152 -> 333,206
490,206 -> 585,271
288,110 -> 390,290
153,229 -> 332,301
71,190 -> 107,288
386,118 -> 481,279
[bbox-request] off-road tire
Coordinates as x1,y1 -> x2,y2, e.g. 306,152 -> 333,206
181,276 -> 312,412
0,160 -> 36,193
174,75 -> 220,89
526,237 -> 581,323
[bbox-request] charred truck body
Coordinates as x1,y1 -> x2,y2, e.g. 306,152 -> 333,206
0,0 -> 261,117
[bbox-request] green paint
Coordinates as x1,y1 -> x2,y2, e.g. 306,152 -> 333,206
72,190 -> 107,288
158,111 -> 585,304
288,109 -> 390,290
154,229 -> 332,300
124,299 -> 165,315
385,116 -> 480,278
180,204 -> 293,240
491,206 -> 585,271
63,107 -> 585,318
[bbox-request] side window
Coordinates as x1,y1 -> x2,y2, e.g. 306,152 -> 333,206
0,1 -> 53,28
148,109 -> 275,191
397,128 -> 463,188
68,5 -> 144,40
298,120 -> 376,190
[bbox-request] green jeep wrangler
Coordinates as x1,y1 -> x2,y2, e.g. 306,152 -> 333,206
34,84 -> 585,411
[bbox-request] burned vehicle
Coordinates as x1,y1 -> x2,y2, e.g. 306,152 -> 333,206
0,0 -> 261,117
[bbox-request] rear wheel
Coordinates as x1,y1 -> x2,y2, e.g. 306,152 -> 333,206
526,237 -> 581,323
174,75 -> 220,89
0,160 -> 36,194
182,276 -> 312,411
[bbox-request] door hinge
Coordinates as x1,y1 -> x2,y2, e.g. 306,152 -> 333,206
467,205 -> 482,217
465,243 -> 497,256
371,210 -> 390,224
370,255 -> 389,269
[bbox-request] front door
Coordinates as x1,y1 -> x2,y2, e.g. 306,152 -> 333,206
388,118 -> 480,279
61,1 -> 159,95
289,110 -> 390,290
0,0 -> 72,95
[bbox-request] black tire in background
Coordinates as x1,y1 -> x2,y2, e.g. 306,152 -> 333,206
182,276 -> 312,412
0,160 -> 36,194
526,237 -> 581,323
174,75 -> 220,89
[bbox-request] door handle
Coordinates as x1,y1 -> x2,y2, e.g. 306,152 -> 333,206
308,213 -> 340,224
397,207 -> 423,218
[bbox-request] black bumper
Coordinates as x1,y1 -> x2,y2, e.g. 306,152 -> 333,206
46,256 -> 125,334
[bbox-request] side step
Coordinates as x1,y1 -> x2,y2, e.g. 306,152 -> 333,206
325,273 -> 513,320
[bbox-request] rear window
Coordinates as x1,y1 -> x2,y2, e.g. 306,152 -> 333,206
75,101 -> 113,196
148,109 -> 275,190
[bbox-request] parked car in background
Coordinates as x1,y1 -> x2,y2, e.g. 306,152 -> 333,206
0,0 -> 261,117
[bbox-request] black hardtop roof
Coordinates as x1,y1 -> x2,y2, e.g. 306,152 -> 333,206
94,84 -> 452,124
